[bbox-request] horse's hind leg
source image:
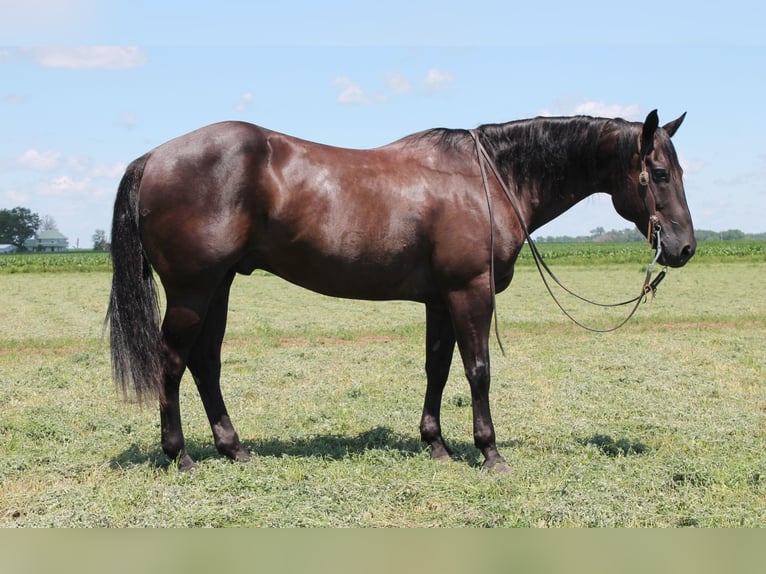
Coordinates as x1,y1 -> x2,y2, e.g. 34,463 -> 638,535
186,271 -> 250,463
159,290 -> 211,471
159,273 -> 236,470
420,302 -> 457,461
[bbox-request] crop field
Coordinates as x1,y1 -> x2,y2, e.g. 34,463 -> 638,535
0,239 -> 763,274
0,243 -> 764,527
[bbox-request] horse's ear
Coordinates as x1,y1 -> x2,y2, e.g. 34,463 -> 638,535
641,109 -> 659,157
662,112 -> 686,138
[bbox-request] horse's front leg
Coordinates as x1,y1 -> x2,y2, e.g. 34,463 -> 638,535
448,282 -> 511,472
420,302 -> 457,461
186,273 -> 250,463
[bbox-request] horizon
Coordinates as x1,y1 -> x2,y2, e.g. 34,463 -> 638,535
3,222 -> 763,253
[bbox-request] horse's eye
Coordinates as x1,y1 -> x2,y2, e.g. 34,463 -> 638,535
652,168 -> 669,183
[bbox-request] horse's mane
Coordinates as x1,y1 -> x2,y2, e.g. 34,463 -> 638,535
415,116 -> 639,193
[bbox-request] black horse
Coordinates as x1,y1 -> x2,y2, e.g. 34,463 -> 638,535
108,110 -> 695,471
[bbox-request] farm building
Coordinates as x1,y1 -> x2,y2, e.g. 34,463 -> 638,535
0,244 -> 17,254
24,229 -> 69,252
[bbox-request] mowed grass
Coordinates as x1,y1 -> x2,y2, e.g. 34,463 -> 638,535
1,258 -> 764,527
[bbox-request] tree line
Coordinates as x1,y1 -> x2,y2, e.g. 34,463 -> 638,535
535,226 -> 766,243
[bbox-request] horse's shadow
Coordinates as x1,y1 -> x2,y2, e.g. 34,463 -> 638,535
579,433 -> 648,457
110,426 -> 484,470
111,428 -> 647,470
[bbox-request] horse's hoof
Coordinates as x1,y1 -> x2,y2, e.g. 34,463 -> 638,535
177,453 -> 198,472
482,458 -> 511,473
429,445 -> 454,463
233,448 -> 251,463
217,440 -> 251,463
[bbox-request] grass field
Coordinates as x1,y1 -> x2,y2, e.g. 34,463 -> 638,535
1,245 -> 764,527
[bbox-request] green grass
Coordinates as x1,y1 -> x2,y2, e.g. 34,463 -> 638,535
1,254 -> 765,527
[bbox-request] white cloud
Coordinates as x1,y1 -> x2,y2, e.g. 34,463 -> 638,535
15,148 -> 125,179
334,76 -> 388,105
13,150 -> 125,203
41,175 -> 92,196
386,72 -> 411,95
541,99 -> 641,120
574,101 -> 640,119
234,92 -> 255,112
336,69 -> 455,105
88,162 -> 126,179
27,46 -> 148,70
17,149 -> 62,171
422,68 -> 454,93
335,76 -> 371,105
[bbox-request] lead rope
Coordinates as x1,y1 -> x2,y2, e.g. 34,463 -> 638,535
470,130 -> 666,335
473,132 -> 506,355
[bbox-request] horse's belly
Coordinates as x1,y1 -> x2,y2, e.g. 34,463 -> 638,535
252,242 -> 435,302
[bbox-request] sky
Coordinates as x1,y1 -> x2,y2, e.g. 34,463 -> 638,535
1,1 -> 764,249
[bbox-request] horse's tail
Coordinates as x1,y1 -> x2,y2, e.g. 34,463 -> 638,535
107,153 -> 164,404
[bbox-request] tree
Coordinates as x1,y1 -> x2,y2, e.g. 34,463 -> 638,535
719,229 -> 745,241
589,227 -> 605,239
0,207 -> 41,249
40,215 -> 58,232
92,229 -> 110,251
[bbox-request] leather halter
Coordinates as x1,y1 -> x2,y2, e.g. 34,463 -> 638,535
638,136 -> 662,250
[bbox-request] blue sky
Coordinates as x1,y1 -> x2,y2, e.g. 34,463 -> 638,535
1,1 -> 764,248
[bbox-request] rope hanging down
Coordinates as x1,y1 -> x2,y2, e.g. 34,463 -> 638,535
469,130 -> 667,338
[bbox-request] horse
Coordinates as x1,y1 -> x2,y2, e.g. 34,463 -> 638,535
108,110 -> 695,472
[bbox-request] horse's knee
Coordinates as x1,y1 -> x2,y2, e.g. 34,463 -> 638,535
464,359 -> 490,391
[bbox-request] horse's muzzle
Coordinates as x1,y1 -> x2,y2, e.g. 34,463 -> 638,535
660,240 -> 696,268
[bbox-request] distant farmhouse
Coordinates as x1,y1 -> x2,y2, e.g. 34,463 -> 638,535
0,244 -> 16,254
24,229 -> 69,252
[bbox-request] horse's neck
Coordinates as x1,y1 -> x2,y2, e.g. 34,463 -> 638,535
515,123 -> 633,233
522,181 -> 593,233
514,157 -> 615,235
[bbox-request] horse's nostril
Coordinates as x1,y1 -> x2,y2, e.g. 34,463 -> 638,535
681,243 -> 695,260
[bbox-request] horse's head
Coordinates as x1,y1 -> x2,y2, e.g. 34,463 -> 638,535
611,110 -> 696,268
